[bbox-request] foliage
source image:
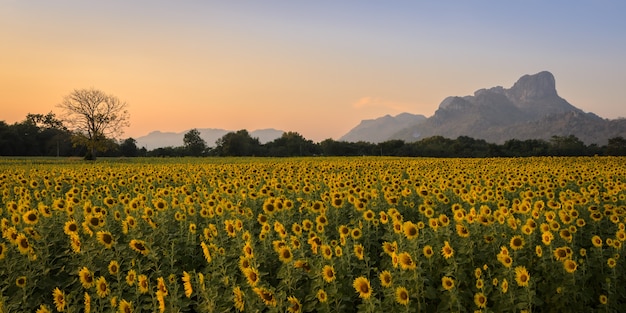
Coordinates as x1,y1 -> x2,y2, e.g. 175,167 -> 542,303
2,112 -> 626,157
0,156 -> 625,312
213,130 -> 262,156
183,129 -> 208,156
57,88 -> 130,159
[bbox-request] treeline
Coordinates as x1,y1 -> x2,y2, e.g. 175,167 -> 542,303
2,114 -> 626,158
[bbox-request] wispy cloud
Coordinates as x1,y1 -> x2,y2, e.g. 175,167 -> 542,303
352,96 -> 413,112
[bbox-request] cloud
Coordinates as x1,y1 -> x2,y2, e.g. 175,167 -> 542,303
352,96 -> 413,112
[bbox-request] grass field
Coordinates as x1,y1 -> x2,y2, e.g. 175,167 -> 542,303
1,157 -> 625,312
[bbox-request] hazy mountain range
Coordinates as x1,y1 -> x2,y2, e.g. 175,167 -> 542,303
341,71 -> 626,145
136,71 -> 625,149
136,128 -> 283,150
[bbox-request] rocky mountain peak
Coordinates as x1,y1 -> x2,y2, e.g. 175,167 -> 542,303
507,71 -> 557,102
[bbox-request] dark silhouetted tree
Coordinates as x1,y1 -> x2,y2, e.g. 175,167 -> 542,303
606,137 -> 626,156
266,131 -> 319,156
120,138 -> 140,157
214,130 -> 261,156
57,88 -> 129,160
183,129 -> 208,156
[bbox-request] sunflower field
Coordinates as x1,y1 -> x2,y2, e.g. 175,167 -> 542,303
1,156 -> 625,312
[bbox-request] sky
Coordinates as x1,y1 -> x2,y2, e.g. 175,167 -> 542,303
2,1 -> 625,142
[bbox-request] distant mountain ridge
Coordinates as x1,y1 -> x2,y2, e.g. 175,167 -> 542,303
136,128 -> 283,150
339,113 -> 426,143
342,71 -> 626,145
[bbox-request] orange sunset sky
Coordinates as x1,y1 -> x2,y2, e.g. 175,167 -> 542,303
2,1 -> 625,142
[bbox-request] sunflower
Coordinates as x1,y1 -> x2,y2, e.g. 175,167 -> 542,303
351,228 -> 362,239
382,241 -> 398,256
441,241 -> 454,259
253,287 -> 277,307
118,299 -> 132,313
536,245 -> 543,257
36,304 -> 52,313
84,292 -> 91,313
96,231 -> 115,249
391,252 -> 399,268
475,278 -> 485,289
243,267 -> 260,287
322,265 -> 336,283
16,233 -> 31,254
16,276 -> 26,288
22,210 -> 39,225
233,286 -> 245,311
498,254 -> 513,268
52,287 -> 66,312
514,266 -> 530,287
591,235 -> 603,248
403,221 -> 419,240
338,225 -> 350,238
334,245 -> 343,257
302,219 -> 313,231
201,241 -> 212,263
294,259 -> 311,272
363,210 -> 375,221
553,247 -> 569,261
137,274 -> 149,294
316,289 -> 328,303
353,276 -> 372,299
563,259 -> 577,273
559,229 -> 573,243
353,244 -> 365,260
125,216 -> 137,229
129,239 -> 149,256
108,260 -> 120,276
278,246 -> 293,263
501,279 -> 509,293
126,270 -> 136,286
79,267 -> 94,289
379,270 -> 393,288
262,202 -> 276,215
156,290 -> 166,312
321,244 -> 333,260
541,231 -> 554,246
394,286 -> 409,305
423,245 -> 434,258
287,296 -> 302,313
393,221 -> 404,233
521,224 -> 534,236
225,220 -> 237,237
474,292 -> 487,309
96,276 -> 109,298
69,233 -> 81,253
599,294 -> 608,305
607,257 -> 617,268
398,252 -> 416,270
456,224 -> 470,238
157,277 -> 168,296
182,271 -> 193,298
379,211 -> 389,224
509,235 -> 524,251
442,276 -> 455,291
239,256 -> 252,272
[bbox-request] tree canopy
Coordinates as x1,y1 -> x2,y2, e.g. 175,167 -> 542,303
57,88 -> 129,159
183,129 -> 208,156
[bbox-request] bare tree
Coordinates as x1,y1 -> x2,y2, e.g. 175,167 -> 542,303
57,88 -> 130,159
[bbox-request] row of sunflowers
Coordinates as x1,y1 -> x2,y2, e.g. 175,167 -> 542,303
1,156 -> 625,312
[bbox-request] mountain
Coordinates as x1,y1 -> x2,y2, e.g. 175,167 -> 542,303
342,71 -> 626,145
339,113 -> 426,143
136,128 -> 284,150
